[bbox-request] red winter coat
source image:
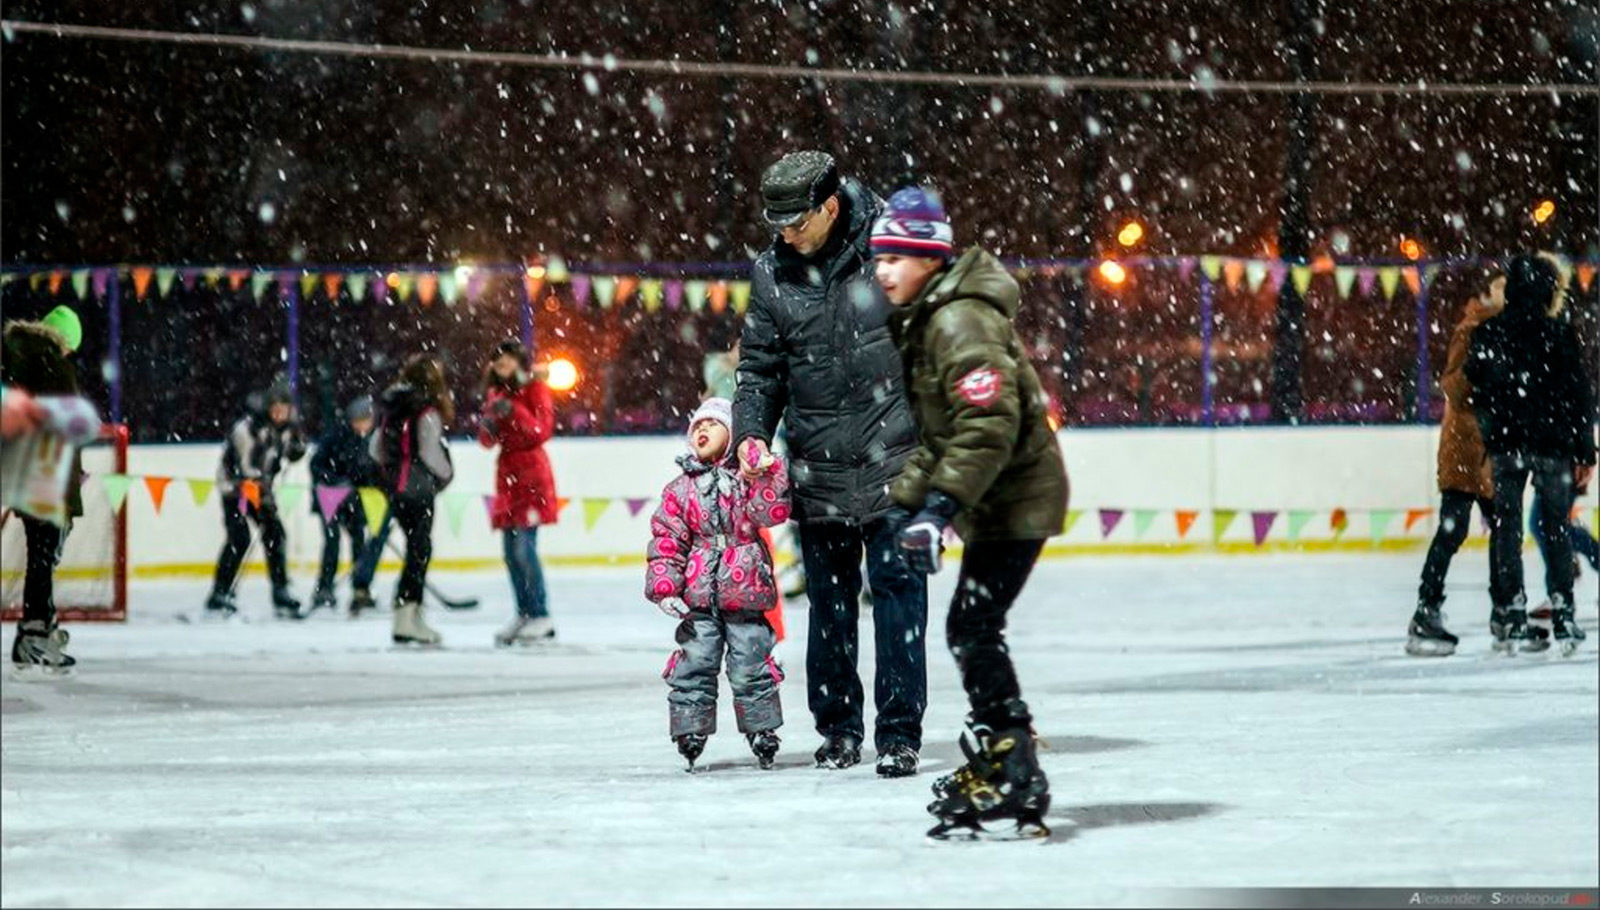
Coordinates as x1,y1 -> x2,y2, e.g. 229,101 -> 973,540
478,380 -> 558,529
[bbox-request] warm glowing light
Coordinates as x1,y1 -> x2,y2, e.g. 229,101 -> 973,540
525,265 -> 547,280
453,265 -> 474,285
1098,260 -> 1127,285
385,272 -> 400,288
1532,199 -> 1556,225
545,358 -> 579,392
1117,220 -> 1145,247
1399,237 -> 1423,261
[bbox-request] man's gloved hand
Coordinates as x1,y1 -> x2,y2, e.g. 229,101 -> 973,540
896,490 -> 961,575
658,596 -> 690,619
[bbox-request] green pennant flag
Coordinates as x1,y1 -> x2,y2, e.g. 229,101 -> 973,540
640,279 -> 664,312
1244,259 -> 1269,292
1200,255 -> 1223,282
358,487 -> 389,536
274,483 -> 304,515
544,256 -> 570,283
594,276 -> 617,309
1423,264 -> 1441,288
188,478 -> 215,506
1061,509 -> 1083,536
1334,266 -> 1357,299
1212,508 -> 1238,541
1286,509 -> 1315,542
156,268 -> 177,298
71,269 -> 90,300
731,281 -> 753,314
1132,509 -> 1158,540
439,273 -> 461,306
396,272 -> 416,301
102,474 -> 132,513
1369,509 -> 1396,544
582,497 -> 611,531
347,272 -> 370,302
296,271 -> 316,300
443,491 -> 469,537
685,280 -> 708,312
1290,264 -> 1313,296
1378,267 -> 1401,300
251,271 -> 274,302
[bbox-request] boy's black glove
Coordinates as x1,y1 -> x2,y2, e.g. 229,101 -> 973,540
896,489 -> 961,575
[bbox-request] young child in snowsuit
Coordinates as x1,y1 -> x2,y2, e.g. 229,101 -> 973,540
646,397 -> 790,771
873,187 -> 1068,838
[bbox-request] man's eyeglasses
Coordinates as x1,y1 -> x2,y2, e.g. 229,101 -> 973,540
779,207 -> 821,236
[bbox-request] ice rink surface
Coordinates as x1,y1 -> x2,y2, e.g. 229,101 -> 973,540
3,552 -> 1596,907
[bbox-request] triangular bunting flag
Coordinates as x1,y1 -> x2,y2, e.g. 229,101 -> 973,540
156,268 -> 177,298
1576,263 -> 1595,292
1222,259 -> 1245,292
613,277 -> 638,308
731,281 -> 753,315
1290,264 -> 1312,296
1357,268 -> 1377,297
1402,267 -> 1421,298
101,474 -> 132,514
570,274 -> 592,307
1199,255 -> 1223,282
1286,509 -> 1314,542
1377,267 -> 1401,300
1334,266 -> 1357,299
188,478 -> 215,506
1212,508 -> 1238,541
1245,259 -> 1268,292
583,497 -> 611,531
523,275 -> 545,307
1268,261 -> 1287,291
556,496 -> 572,516
1369,509 -> 1396,543
315,484 -> 352,518
709,282 -> 730,314
131,267 -> 154,299
1423,264 -> 1441,289
322,273 -> 344,301
180,268 -> 199,291
347,273 -> 369,302
47,271 -> 66,296
1404,508 -> 1432,533
28,271 -> 45,292
1098,509 -> 1124,539
239,480 -> 261,511
1132,509 -> 1158,540
685,280 -> 708,312
144,476 -> 172,514
251,271 -> 274,302
91,268 -> 111,299
227,270 -> 249,291
664,280 -> 684,311
373,275 -> 391,305
545,256 -> 570,283
438,273 -> 460,306
625,497 -> 651,517
465,271 -> 489,303
1174,509 -> 1199,539
274,484 -> 305,515
1061,509 -> 1083,536
71,269 -> 90,300
396,273 -> 416,302
1250,511 -> 1277,546
416,273 -> 439,306
1177,257 -> 1197,283
594,276 -> 618,309
483,495 -> 497,521
640,278 -> 664,313
1330,507 -> 1349,537
358,487 -> 389,536
443,492 -> 469,538
298,271 -> 318,300
201,268 -> 223,289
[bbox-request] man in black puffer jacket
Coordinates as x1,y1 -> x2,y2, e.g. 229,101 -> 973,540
733,150 -> 927,776
1465,253 -> 1597,655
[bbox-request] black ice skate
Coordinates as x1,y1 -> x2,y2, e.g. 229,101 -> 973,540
747,731 -> 780,770
272,587 -> 305,621
349,587 -> 377,617
1524,601 -> 1554,654
876,743 -> 919,778
1489,603 -> 1528,655
1404,603 -> 1458,657
10,620 -> 75,678
204,590 -> 239,619
814,734 -> 862,770
926,724 -> 1051,842
308,586 -> 338,615
1550,599 -> 1586,657
676,733 -> 707,771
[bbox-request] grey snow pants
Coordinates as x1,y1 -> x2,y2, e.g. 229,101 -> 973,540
663,611 -> 783,738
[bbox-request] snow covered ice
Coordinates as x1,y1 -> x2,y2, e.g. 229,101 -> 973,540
3,552 -> 1595,906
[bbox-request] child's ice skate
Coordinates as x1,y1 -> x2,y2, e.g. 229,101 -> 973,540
676,733 -> 707,772
747,731 -> 780,770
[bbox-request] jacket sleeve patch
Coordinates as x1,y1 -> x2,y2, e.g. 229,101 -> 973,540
955,367 -> 1002,407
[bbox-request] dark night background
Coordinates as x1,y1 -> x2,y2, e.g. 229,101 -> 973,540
1,1 -> 1596,441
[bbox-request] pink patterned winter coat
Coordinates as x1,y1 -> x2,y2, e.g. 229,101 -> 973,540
646,453 -> 790,613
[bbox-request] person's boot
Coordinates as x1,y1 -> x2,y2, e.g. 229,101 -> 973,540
10,620 -> 75,678
308,586 -> 338,615
875,743 -> 920,778
813,734 -> 862,770
1489,600 -> 1529,655
676,733 -> 708,771
1549,595 -> 1586,657
392,600 -> 441,646
204,590 -> 238,619
927,722 -> 1050,840
747,731 -> 780,770
349,587 -> 377,617
272,586 -> 305,621
1405,602 -> 1458,657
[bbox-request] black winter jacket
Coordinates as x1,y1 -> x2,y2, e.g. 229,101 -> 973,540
1465,290 -> 1597,465
310,420 -> 377,510
217,402 -> 308,498
733,178 -> 919,524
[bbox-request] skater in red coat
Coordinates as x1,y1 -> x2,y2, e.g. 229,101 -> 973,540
478,340 -> 560,646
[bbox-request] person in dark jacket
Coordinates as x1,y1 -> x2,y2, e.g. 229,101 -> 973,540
1465,253 -> 1597,655
205,382 -> 308,619
872,187 -> 1067,838
2,307 -> 88,674
733,150 -> 928,775
310,395 -> 379,614
371,354 -> 455,646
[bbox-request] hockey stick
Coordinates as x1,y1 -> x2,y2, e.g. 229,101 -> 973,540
383,537 -> 480,610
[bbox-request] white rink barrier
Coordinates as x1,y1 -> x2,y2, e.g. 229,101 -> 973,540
116,426 -> 1598,575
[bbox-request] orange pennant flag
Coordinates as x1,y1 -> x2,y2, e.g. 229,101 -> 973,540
556,496 -> 571,516
1578,263 -> 1596,293
1404,508 -> 1432,532
240,479 -> 261,510
416,273 -> 439,306
47,271 -> 66,296
1401,267 -> 1422,298
144,476 -> 172,514
1174,509 -> 1199,540
1330,507 -> 1349,534
227,270 -> 249,291
708,282 -> 730,314
131,267 -> 154,299
524,275 -> 545,304
322,273 -> 344,300
1222,259 -> 1245,292
612,276 -> 639,307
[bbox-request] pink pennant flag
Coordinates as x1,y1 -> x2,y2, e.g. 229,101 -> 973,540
570,274 -> 592,307
664,280 -> 684,311
1267,262 -> 1287,291
91,268 -> 111,299
625,497 -> 651,517
315,484 -> 352,518
1250,511 -> 1278,546
1098,508 -> 1124,539
1177,257 -> 1197,283
483,494 -> 497,517
180,269 -> 200,291
1357,267 -> 1378,297
373,277 -> 390,305
465,271 -> 489,302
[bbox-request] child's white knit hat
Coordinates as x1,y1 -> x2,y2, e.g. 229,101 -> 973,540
687,397 -> 733,441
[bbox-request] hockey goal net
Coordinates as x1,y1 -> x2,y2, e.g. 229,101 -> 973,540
1,424 -> 128,622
